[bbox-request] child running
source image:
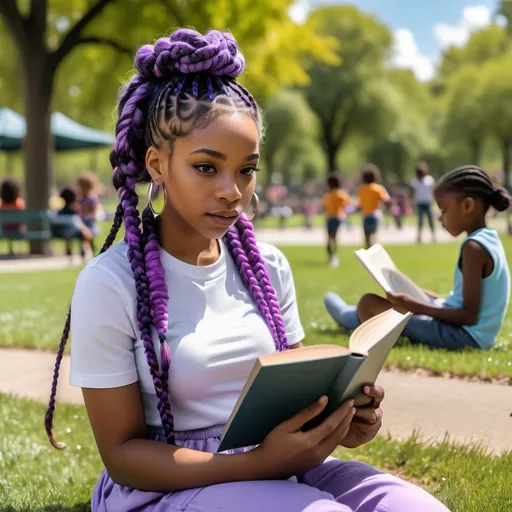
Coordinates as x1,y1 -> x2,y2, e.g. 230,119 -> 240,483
325,165 -> 511,351
357,164 -> 390,249
44,28 -> 448,512
323,172 -> 352,268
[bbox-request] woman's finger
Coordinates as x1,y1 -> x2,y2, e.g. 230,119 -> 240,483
363,385 -> 385,403
353,408 -> 379,425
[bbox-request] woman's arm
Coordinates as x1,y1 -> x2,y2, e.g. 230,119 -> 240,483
83,384 -> 267,493
389,241 -> 486,326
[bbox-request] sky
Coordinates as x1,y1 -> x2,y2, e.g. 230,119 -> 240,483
288,0 -> 505,81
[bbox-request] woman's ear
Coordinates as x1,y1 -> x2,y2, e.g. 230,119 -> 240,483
146,146 -> 164,185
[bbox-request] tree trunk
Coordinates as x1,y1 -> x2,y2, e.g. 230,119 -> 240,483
502,139 -> 511,191
470,140 -> 481,166
22,52 -> 54,255
325,139 -> 337,174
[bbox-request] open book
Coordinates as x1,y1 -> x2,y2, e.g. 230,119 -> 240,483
355,244 -> 433,304
217,308 -> 412,452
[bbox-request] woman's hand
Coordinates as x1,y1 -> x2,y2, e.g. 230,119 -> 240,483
339,385 -> 384,449
251,397 -> 356,480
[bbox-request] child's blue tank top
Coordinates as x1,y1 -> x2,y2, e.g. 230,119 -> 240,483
444,228 -> 510,349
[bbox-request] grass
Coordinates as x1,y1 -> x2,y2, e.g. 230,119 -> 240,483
1,240 -> 511,381
0,392 -> 510,511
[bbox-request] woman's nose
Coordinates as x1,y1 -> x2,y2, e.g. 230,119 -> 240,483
216,176 -> 242,202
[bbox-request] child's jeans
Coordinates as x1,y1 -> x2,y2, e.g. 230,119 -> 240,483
324,295 -> 481,351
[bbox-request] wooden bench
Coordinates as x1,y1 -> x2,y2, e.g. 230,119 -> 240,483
0,209 -> 85,255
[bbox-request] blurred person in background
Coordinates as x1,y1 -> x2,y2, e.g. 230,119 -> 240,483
410,161 -> 436,244
323,172 -> 352,268
357,164 -> 390,249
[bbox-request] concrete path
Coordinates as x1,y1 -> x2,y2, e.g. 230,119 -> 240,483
0,225 -> 452,274
0,347 -> 510,454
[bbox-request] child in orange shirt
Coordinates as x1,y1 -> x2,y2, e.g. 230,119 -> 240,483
357,164 -> 390,248
323,172 -> 352,268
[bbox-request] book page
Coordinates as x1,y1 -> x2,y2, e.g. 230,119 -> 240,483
381,268 -> 432,303
343,309 -> 412,405
355,244 -> 397,293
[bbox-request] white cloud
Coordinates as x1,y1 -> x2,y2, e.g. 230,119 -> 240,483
289,0 -> 309,24
434,5 -> 493,49
391,28 -> 436,82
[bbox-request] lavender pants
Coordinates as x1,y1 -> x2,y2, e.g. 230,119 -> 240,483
92,426 -> 449,512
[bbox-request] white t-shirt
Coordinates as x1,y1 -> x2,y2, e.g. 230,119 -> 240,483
410,175 -> 435,204
69,240 -> 304,431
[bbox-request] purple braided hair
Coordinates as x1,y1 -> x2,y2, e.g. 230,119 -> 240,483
46,28 -> 289,448
223,225 -> 279,347
45,205 -> 124,449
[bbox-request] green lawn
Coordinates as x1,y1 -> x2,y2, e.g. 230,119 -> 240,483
1,241 -> 511,381
0,393 -> 510,511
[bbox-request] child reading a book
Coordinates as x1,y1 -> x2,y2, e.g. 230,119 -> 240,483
323,172 -> 352,268
44,29 -> 448,512
358,164 -> 390,249
325,165 -> 511,351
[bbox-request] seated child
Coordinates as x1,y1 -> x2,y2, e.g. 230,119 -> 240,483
325,165 -> 511,351
357,164 -> 390,249
77,172 -> 102,254
51,186 -> 94,258
323,172 -> 352,268
0,178 -> 26,254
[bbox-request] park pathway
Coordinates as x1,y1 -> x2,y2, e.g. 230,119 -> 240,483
0,347 -> 510,454
0,224 -> 453,273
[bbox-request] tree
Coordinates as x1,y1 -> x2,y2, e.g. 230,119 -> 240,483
261,90 -> 319,186
437,25 -> 508,83
304,5 -> 392,173
0,0 -> 335,253
365,71 -> 436,182
442,65 -> 488,165
481,53 -> 512,189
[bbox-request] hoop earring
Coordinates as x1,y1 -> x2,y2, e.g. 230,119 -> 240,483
245,192 -> 259,222
147,181 -> 167,217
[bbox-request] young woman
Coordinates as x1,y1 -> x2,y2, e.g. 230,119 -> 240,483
45,28 -> 449,512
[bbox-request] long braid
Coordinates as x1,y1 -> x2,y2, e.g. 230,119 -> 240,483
45,205 -> 124,449
237,217 -> 289,351
114,78 -> 174,440
142,206 -> 174,440
223,227 -> 279,348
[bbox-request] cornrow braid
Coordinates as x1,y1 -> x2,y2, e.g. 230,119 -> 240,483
436,165 -> 511,213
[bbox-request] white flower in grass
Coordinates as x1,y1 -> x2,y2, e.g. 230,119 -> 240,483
76,445 -> 81,450
66,427 -> 72,434
311,322 -> 318,328
487,358 -> 492,363
406,356 -> 411,361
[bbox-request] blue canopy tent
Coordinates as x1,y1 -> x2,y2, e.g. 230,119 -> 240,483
0,107 -> 115,150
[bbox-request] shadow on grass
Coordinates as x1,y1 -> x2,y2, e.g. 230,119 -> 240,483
0,505 -> 91,512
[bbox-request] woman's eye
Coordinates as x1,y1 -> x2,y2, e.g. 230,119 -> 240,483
195,164 -> 216,174
241,167 -> 260,177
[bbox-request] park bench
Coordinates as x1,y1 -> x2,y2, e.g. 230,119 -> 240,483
0,209 -> 84,255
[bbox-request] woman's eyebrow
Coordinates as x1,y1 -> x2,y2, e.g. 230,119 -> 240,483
190,148 -> 259,161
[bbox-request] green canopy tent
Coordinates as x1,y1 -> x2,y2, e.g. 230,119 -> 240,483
0,108 -> 115,150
